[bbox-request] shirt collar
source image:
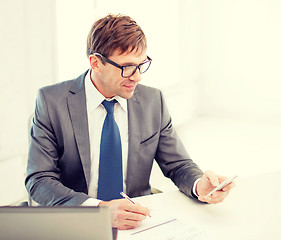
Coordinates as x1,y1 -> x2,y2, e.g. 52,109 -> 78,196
85,69 -> 127,112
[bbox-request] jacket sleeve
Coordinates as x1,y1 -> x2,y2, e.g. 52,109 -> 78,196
155,90 -> 204,198
25,88 -> 90,206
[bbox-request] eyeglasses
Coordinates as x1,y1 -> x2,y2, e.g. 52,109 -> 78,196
94,53 -> 152,78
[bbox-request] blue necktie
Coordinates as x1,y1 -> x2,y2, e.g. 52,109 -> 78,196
97,100 -> 123,201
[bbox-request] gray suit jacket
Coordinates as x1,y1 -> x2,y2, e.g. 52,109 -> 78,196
25,70 -> 203,206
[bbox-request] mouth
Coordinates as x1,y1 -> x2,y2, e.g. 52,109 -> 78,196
123,85 -> 136,91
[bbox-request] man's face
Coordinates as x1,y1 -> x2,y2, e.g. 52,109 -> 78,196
92,49 -> 148,99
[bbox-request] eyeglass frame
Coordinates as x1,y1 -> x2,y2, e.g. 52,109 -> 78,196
93,53 -> 152,78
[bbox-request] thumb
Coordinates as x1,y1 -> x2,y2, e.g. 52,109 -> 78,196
205,170 -> 220,187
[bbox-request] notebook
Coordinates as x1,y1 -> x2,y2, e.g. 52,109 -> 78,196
0,206 -> 114,240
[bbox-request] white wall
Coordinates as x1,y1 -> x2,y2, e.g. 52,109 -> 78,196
56,0 -> 95,81
197,0 -> 281,119
0,0 -> 57,205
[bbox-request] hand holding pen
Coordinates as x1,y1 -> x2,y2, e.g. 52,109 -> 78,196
120,192 -> 151,217
99,193 -> 151,230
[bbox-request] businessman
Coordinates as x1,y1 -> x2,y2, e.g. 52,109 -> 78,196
25,14 -> 234,230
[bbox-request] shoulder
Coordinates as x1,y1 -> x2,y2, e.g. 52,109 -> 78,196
134,84 -> 162,100
130,84 -> 168,115
135,84 -> 160,94
38,71 -> 88,99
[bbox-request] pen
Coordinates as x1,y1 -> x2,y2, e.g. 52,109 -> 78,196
120,191 -> 136,204
120,192 -> 151,217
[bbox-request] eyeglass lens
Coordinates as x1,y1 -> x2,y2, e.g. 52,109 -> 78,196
122,61 -> 151,78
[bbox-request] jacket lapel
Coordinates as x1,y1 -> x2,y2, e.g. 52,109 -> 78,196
126,87 -> 142,194
67,71 -> 91,189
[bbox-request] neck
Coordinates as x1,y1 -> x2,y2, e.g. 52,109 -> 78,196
90,70 -> 115,98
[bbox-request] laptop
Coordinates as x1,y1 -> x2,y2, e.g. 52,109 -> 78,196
0,206 -> 114,240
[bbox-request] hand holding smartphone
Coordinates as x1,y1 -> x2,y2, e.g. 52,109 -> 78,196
205,174 -> 238,197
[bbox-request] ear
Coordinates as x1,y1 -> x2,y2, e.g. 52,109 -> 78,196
89,54 -> 100,73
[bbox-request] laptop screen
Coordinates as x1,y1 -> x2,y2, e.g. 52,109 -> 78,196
0,206 -> 113,240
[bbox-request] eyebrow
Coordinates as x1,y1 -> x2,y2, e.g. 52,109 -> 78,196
119,57 -> 148,66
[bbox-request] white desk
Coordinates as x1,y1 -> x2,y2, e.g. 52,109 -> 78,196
118,171 -> 281,239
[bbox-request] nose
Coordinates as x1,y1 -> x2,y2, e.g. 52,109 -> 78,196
128,69 -> 142,82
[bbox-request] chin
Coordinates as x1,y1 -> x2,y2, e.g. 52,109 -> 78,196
120,91 -> 135,99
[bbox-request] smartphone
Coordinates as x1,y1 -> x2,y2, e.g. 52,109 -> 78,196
206,174 -> 238,197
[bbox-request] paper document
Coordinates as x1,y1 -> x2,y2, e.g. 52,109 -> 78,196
118,212 -> 208,240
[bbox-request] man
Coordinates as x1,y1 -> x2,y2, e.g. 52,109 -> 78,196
25,14 -> 234,230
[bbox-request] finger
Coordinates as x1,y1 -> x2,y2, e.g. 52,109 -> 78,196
118,218 -> 143,230
135,204 -> 151,217
123,210 -> 147,221
204,170 -> 220,187
117,210 -> 146,230
117,202 -> 149,221
198,195 -> 209,203
206,191 -> 229,204
222,181 -> 236,192
122,201 -> 151,217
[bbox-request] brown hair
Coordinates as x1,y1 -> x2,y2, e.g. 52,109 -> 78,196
86,14 -> 147,58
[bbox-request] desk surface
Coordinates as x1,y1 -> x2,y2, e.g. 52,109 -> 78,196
119,171 -> 281,239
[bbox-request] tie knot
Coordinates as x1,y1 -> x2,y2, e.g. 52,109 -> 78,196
102,100 -> 117,114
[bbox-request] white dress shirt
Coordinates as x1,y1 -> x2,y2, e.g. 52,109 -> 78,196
82,70 -> 128,206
